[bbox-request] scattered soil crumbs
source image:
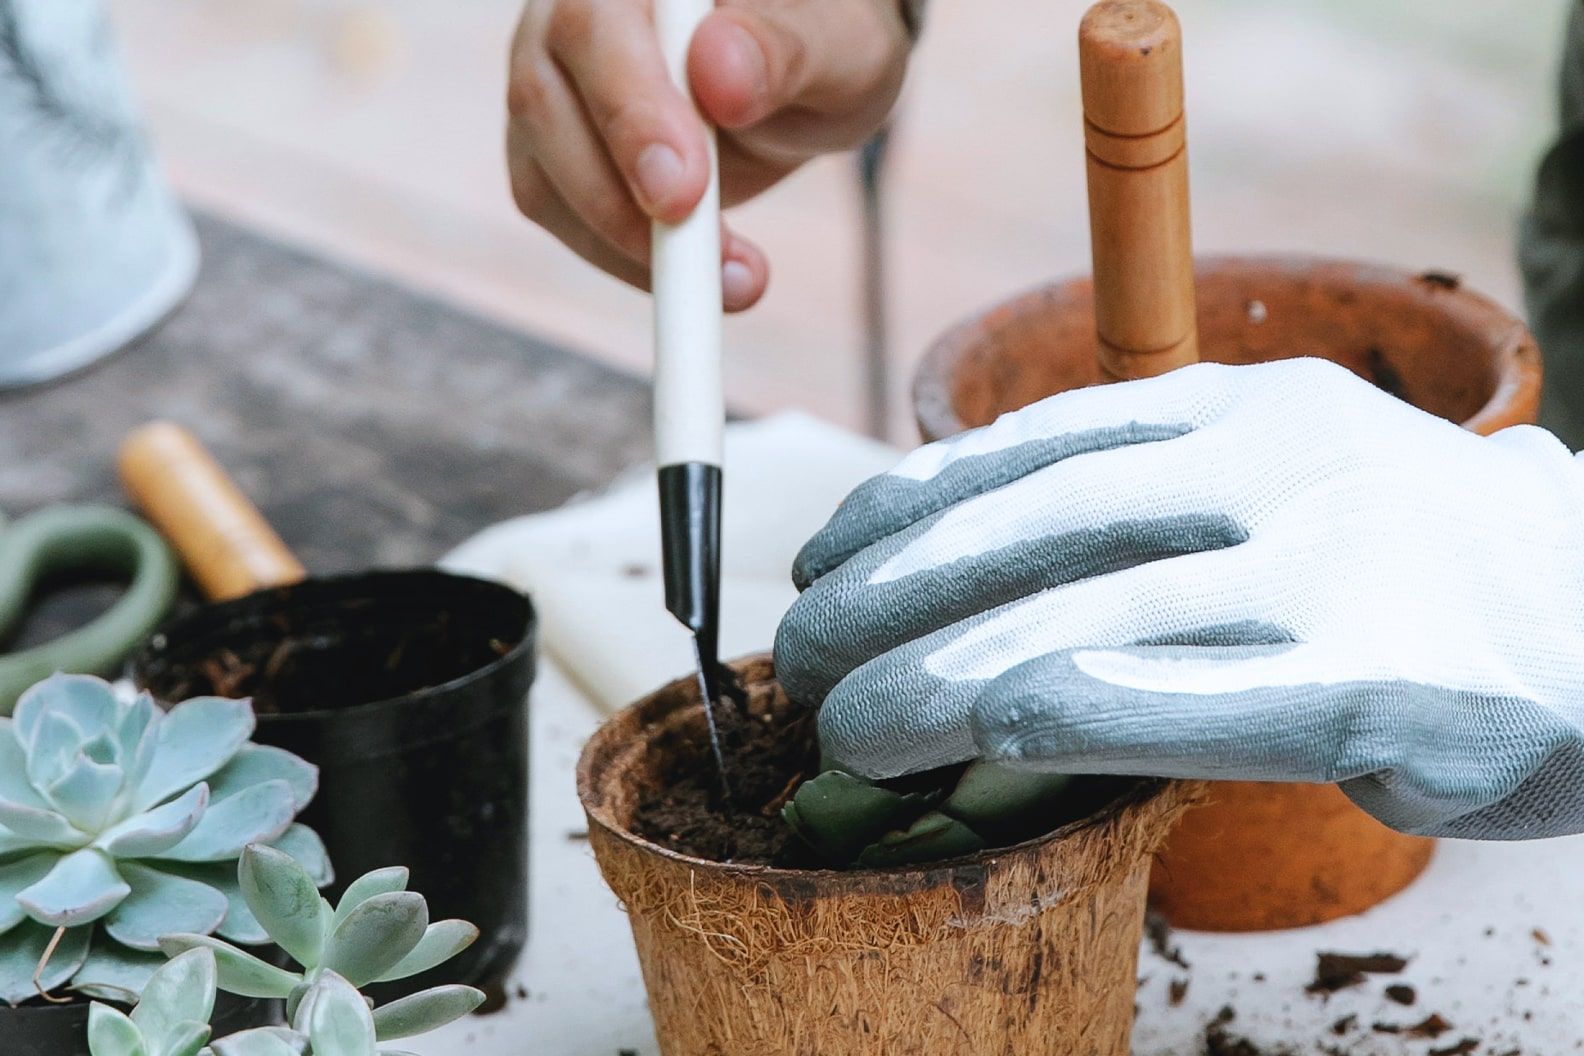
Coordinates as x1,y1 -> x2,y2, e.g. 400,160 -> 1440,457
1531,928 -> 1551,947
1386,984 -> 1417,1006
1409,1014 -> 1455,1039
630,677 -> 820,865
1330,1015 -> 1356,1036
1146,910 -> 1191,969
1306,951 -> 1409,994
1169,978 -> 1190,1006
1430,1040 -> 1480,1056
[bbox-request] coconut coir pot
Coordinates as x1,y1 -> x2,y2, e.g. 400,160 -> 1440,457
912,255 -> 1542,931
578,655 -> 1199,1056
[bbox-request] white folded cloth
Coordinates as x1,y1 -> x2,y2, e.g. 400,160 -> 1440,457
442,412 -> 900,711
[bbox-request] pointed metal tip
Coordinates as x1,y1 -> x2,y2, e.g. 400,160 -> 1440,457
691,635 -> 731,802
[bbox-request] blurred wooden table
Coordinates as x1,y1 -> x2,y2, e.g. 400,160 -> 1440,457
0,212 -> 653,639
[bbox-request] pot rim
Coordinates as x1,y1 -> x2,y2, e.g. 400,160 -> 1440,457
130,568 -> 537,723
577,658 -> 1184,883
913,253 -> 1542,441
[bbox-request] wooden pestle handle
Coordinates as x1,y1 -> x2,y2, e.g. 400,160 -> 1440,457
1080,0 -> 1198,379
118,422 -> 307,602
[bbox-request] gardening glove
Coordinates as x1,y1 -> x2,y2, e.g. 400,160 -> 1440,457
775,358 -> 1584,840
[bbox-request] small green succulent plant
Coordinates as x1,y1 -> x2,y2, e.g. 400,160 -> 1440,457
783,760 -> 1074,868
161,846 -> 483,1032
210,968 -> 459,1056
0,674 -> 328,1005
87,948 -> 218,1056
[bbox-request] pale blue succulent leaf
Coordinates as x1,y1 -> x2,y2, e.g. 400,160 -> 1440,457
88,1001 -> 147,1056
16,675 -> 118,749
0,797 -> 85,847
208,747 -> 318,813
17,848 -> 130,927
157,935 -> 300,999
208,1027 -> 309,1056
370,985 -> 485,1041
306,972 -> 378,1056
0,920 -> 91,1005
321,893 -> 427,988
46,754 -> 128,833
159,782 -> 296,864
72,942 -> 166,1004
332,868 -> 408,930
371,920 -> 478,984
0,853 -> 58,934
131,947 -> 218,1056
132,699 -> 256,813
116,694 -> 157,761
0,720 -> 50,809
157,1021 -> 212,1056
106,862 -> 230,951
24,710 -> 86,795
97,785 -> 211,859
239,845 -> 325,968
268,826 -> 333,888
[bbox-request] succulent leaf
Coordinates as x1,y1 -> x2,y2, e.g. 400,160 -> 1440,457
305,972 -> 378,1056
267,826 -> 333,888
781,771 -> 941,864
158,935 -> 300,1000
370,985 -> 486,1040
208,747 -> 318,813
208,1027 -> 310,1056
332,868 -> 408,930
0,920 -> 91,1005
322,893 -> 427,988
161,782 -> 297,864
156,1021 -> 213,1056
371,920 -> 478,984
131,948 -> 218,1056
0,853 -> 56,934
17,848 -> 130,927
856,812 -> 985,868
0,721 -> 51,809
46,754 -> 126,833
73,942 -> 167,1004
15,675 -> 120,745
131,698 -> 256,814
97,785 -> 211,859
0,796 -> 87,847
940,762 -> 1073,840
26,709 -> 86,789
88,1001 -> 147,1056
239,845 -> 325,968
106,863 -> 230,951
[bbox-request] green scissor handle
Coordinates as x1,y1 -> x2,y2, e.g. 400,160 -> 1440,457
0,506 -> 180,716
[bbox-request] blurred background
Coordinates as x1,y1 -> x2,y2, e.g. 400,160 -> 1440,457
107,0 -> 1566,440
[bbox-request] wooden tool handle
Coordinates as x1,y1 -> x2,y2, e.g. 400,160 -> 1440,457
118,422 -> 306,601
652,0 -> 723,467
1080,0 -> 1198,379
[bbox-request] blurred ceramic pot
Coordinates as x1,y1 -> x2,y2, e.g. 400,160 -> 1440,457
0,0 -> 196,388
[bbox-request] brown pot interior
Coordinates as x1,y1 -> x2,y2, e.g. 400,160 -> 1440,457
920,256 -> 1539,440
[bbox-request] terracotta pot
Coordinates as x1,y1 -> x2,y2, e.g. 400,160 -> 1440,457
578,655 -> 1199,1055
912,255 -> 1542,931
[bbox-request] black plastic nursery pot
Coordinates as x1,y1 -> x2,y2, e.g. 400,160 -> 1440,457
5,992 -> 277,1056
129,569 -> 535,995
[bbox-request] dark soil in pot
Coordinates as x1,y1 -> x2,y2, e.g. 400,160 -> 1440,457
630,669 -> 1134,868
4,991 -> 278,1056
129,569 -> 534,995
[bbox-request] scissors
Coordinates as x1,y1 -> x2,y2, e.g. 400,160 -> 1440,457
0,505 -> 179,715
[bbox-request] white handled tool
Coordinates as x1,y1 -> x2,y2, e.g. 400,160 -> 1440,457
652,0 -> 730,788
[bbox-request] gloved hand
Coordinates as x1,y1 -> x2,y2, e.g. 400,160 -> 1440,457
775,358 -> 1584,840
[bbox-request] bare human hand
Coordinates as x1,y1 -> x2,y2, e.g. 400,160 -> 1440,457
507,0 -> 911,310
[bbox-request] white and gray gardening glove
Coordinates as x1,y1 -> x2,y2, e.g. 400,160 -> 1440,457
775,358 -> 1584,840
